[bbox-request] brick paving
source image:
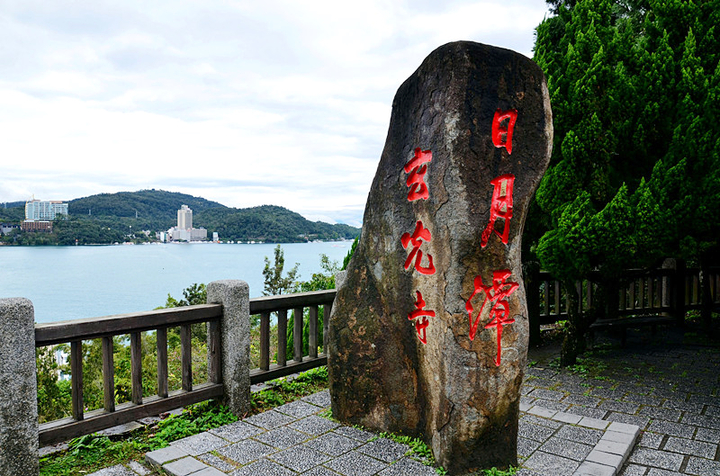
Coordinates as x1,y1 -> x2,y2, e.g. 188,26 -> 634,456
87,325 -> 720,476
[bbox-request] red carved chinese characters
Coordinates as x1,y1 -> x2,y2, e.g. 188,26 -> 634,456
480,174 -> 515,248
408,291 -> 435,344
465,270 -> 519,366
403,148 -> 433,201
491,109 -> 518,154
401,220 -> 436,275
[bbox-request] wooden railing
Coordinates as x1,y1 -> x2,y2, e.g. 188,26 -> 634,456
249,289 -> 335,384
35,305 -> 224,446
32,288 -> 337,446
530,265 -> 719,327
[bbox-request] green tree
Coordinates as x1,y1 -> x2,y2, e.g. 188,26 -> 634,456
262,245 -> 299,296
532,0 -> 720,364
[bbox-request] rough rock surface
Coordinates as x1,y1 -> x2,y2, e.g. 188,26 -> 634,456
328,41 -> 552,474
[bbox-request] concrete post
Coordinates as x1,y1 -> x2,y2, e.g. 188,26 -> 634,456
207,280 -> 250,416
0,298 -> 39,476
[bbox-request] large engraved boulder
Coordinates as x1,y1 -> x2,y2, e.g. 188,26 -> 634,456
327,41 -> 552,474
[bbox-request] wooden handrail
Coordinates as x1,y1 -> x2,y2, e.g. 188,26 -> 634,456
35,304 -> 223,346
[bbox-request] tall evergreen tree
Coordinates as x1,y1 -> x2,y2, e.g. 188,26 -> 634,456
531,0 -> 720,363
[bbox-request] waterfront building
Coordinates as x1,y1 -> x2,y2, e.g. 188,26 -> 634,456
21,221 -> 53,232
25,199 -> 68,221
168,205 -> 207,241
178,205 -> 192,229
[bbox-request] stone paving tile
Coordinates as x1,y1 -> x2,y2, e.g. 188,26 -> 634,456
704,404 -> 720,417
270,445 -> 332,473
567,405 -> 608,419
523,451 -> 579,476
525,367 -> 558,378
275,399 -> 323,418
562,394 -> 601,407
518,420 -> 556,442
639,406 -> 682,422
684,456 -> 720,475
193,468 -> 226,476
243,410 -> 297,429
619,463 -> 649,476
599,400 -> 641,414
647,420 -> 696,438
623,394 -> 665,407
520,413 -> 563,429
146,446 -> 188,466
127,461 -> 151,475
377,457 -> 438,476
627,448 -> 684,471
254,426 -> 311,449
333,425 -> 376,442
305,432 -> 362,456
163,456 -> 208,476
209,420 -> 264,442
520,395 -> 536,407
662,399 -> 704,414
694,427 -> 720,443
302,389 -> 331,408
591,388 -> 628,400
171,432 -> 228,456
289,415 -> 341,435
539,436 -> 593,461
645,468 -> 683,476
533,398 -> 571,411
662,436 -> 716,458
358,438 -> 409,463
555,424 -> 604,445
517,437 -> 542,458
229,458 -> 295,476
216,439 -> 275,465
528,388 -> 566,400
87,464 -> 137,476
300,466 -> 343,476
638,431 -> 664,449
325,450 -> 389,476
688,394 -> 718,406
197,452 -> 238,472
606,412 -> 651,429
681,412 -> 720,430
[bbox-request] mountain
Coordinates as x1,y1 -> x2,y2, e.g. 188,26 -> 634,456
1,190 -> 360,244
196,205 -> 359,242
69,190 -> 227,229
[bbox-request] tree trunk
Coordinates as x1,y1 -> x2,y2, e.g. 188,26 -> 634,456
560,280 -> 582,367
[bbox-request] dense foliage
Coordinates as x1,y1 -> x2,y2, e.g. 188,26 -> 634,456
531,0 -> 720,363
196,205 -> 359,243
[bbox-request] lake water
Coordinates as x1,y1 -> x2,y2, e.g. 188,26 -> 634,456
0,242 -> 353,323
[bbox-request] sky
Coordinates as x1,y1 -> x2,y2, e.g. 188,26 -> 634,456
1,1 -> 551,227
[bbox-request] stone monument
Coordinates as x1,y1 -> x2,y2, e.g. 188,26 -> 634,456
327,41 -> 552,473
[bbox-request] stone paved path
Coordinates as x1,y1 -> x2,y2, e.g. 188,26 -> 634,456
87,327 -> 720,476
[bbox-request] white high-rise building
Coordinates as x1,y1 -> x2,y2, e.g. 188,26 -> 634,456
25,199 -> 68,221
178,205 -> 193,229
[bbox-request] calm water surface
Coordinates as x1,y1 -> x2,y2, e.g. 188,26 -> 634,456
0,242 -> 352,323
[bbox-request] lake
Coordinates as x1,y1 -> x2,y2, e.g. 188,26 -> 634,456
0,241 -> 353,323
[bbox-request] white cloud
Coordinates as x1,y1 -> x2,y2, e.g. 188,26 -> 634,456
0,0 -> 551,225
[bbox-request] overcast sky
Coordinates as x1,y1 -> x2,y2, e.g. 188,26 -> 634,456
1,1 -> 551,226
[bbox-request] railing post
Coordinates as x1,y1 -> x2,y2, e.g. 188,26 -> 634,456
208,280 -> 250,416
0,298 -> 39,476
673,259 -> 686,326
523,262 -> 541,347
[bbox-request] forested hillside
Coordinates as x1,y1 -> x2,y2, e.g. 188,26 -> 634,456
196,205 -> 359,242
0,190 -> 359,245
